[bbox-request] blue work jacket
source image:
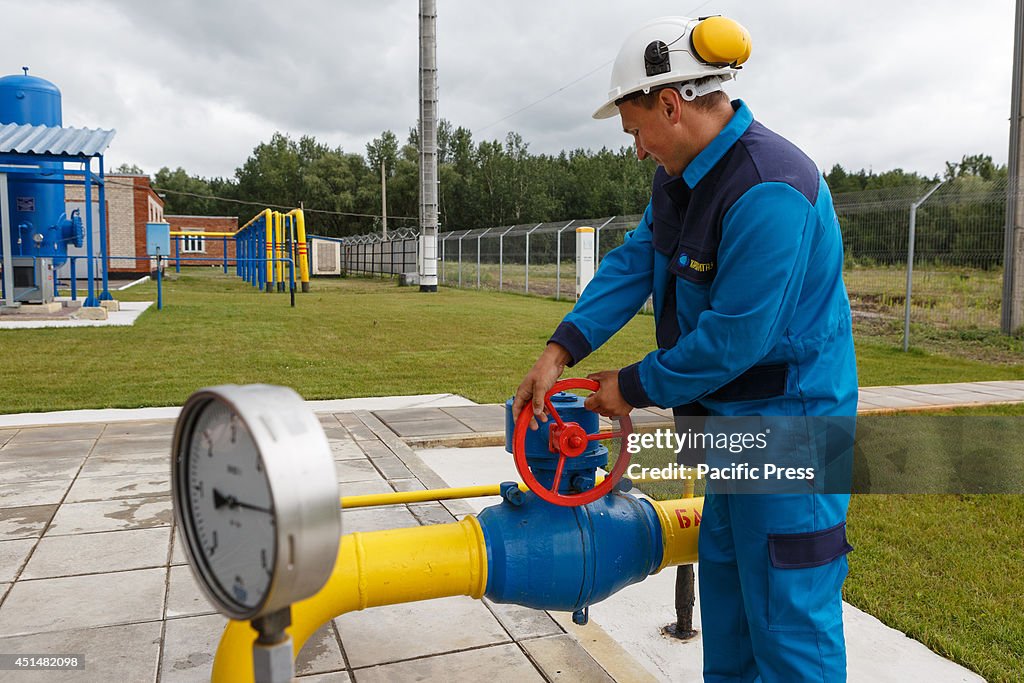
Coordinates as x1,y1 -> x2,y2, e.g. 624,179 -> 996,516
550,101 -> 857,418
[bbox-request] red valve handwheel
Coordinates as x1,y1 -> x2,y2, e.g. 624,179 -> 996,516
512,378 -> 634,507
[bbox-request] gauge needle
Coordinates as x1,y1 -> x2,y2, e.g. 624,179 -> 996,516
213,488 -> 271,514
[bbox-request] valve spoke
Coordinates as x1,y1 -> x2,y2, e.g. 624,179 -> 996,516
550,454 -> 568,493
543,397 -> 566,428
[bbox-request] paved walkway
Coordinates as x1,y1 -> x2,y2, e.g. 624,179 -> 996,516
0,382 -> 1018,682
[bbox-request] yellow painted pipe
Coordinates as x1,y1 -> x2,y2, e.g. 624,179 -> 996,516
212,515 -> 488,682
287,209 -> 310,289
649,497 -> 703,572
340,478 -> 605,509
239,208 -> 271,233
274,211 -> 285,286
168,231 -> 238,237
212,494 -> 702,681
264,213 -> 274,289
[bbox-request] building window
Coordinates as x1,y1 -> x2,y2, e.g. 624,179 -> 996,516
181,230 -> 205,253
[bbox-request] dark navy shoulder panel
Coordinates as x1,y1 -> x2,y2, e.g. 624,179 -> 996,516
734,121 -> 820,205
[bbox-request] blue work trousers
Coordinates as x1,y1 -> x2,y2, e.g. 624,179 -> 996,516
698,490 -> 851,682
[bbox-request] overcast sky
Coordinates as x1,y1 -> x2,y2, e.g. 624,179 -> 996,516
2,0 -> 1017,181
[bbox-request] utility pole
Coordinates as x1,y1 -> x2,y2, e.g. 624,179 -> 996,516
381,161 -> 388,240
1003,0 -> 1024,334
418,0 -> 439,292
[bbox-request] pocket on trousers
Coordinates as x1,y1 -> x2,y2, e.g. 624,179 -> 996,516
767,522 -> 852,632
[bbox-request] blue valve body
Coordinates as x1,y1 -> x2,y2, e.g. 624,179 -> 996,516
504,393 -> 608,494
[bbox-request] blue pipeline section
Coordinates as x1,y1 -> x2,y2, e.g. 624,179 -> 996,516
478,490 -> 664,611
504,393 -> 608,494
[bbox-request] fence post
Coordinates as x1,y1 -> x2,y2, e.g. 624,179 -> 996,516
525,223 -> 543,294
554,220 -> 576,300
458,231 -> 467,288
594,216 -> 615,269
903,181 -> 944,351
477,228 -> 491,289
498,225 -> 515,291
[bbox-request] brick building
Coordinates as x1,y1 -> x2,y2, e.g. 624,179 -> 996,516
65,174 -> 237,277
164,215 -> 238,267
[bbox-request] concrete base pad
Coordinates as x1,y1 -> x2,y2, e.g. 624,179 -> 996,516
73,306 -> 108,321
2,302 -> 62,314
100,300 -> 120,312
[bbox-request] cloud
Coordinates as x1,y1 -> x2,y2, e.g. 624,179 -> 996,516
2,0 -> 1014,179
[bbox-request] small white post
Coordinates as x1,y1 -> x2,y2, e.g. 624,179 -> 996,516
576,226 -> 596,300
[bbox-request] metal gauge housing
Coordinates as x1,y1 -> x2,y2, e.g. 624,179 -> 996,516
172,384 -> 341,621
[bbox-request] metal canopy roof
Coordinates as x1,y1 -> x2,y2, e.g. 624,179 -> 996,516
0,122 -> 116,157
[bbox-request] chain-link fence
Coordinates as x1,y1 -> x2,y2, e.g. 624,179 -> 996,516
332,180 -> 1010,333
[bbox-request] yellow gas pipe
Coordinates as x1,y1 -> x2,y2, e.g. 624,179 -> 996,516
211,492 -> 703,683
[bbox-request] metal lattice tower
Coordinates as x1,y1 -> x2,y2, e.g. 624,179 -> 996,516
418,0 -> 439,292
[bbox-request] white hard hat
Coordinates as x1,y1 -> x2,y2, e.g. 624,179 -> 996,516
593,15 -> 752,120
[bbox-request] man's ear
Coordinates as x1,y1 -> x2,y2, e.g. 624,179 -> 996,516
659,88 -> 681,123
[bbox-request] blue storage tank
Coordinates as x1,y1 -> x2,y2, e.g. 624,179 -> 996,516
0,68 -> 75,266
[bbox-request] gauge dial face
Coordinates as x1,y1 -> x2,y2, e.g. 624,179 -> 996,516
182,399 -> 276,614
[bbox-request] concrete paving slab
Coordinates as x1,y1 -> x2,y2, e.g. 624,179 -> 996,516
441,405 -> 506,432
353,642 -> 544,683
295,624 -> 347,677
335,458 -> 383,483
165,564 -> 216,619
6,424 -> 104,444
0,538 -> 35,582
0,429 -> 16,447
45,496 -> 172,536
0,438 -> 95,460
0,394 -> 475,430
335,595 -> 511,668
336,413 -> 383,441
0,567 -> 165,637
91,434 -> 171,457
159,612 -> 222,683
0,456 -> 84,486
356,439 -> 394,459
367,453 -> 413,479
521,633 -> 616,682
387,416 -> 475,438
341,506 -> 421,534
297,671 -> 352,682
22,527 -> 170,580
0,478 -> 73,507
390,478 -> 426,492
408,502 -> 457,526
0,505 -> 56,541
64,472 -> 169,503
322,426 -> 351,441
330,440 -> 366,460
339,479 -> 394,498
0,621 -> 162,683
483,600 -> 562,641
99,420 -> 176,439
77,452 -> 169,478
373,407 -> 458,424
170,527 -> 188,566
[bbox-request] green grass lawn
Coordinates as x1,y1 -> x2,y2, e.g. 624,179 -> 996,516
4,270 -> 1023,679
2,269 -> 1022,414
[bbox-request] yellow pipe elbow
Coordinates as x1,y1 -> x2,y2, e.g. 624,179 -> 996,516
649,497 -> 703,572
212,516 -> 487,683
289,209 -> 310,286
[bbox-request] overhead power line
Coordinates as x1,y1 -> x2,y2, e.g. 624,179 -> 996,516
102,178 -> 418,221
473,0 -> 716,136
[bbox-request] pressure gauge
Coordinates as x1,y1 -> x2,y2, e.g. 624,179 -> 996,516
172,384 -> 341,621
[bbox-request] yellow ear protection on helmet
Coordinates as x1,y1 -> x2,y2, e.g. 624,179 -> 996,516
643,16 -> 751,77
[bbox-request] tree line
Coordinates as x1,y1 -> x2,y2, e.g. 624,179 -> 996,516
122,124 -> 1007,260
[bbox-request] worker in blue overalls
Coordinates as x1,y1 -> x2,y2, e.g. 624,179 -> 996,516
512,15 -> 858,682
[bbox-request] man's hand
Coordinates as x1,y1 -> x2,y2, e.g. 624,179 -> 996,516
584,370 -> 634,417
512,343 -> 571,430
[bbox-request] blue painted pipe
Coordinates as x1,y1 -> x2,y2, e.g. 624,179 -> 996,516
477,490 -> 663,612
